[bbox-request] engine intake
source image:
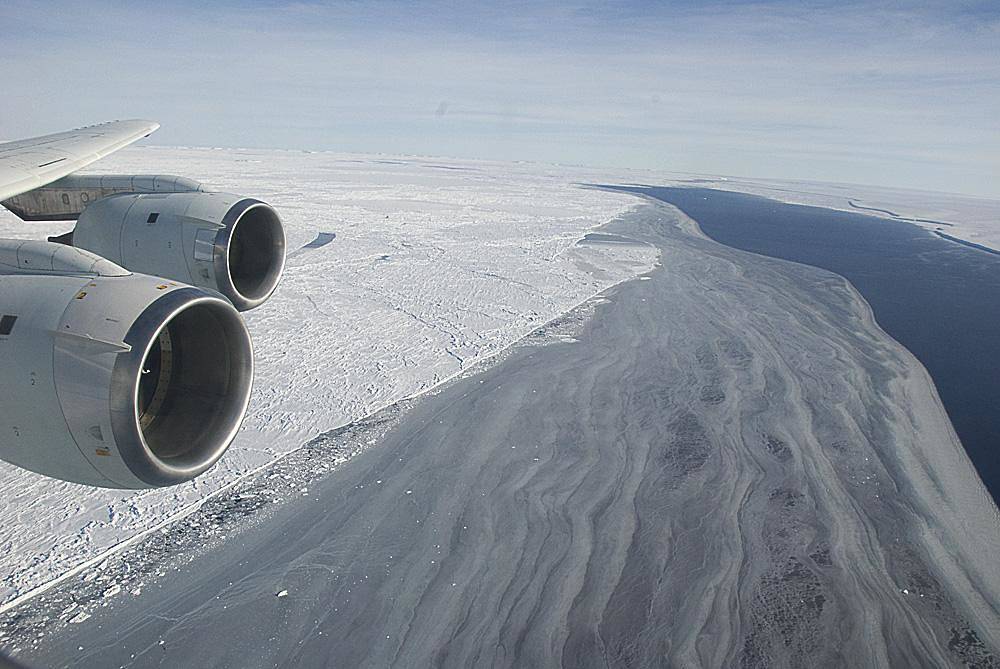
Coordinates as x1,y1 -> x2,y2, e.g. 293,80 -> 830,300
110,289 -> 254,485
0,241 -> 253,488
72,191 -> 286,311
212,198 -> 286,310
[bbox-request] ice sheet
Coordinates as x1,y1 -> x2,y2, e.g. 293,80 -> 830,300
2,144 -> 996,607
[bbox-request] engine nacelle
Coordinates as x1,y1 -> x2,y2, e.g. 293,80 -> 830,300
73,192 -> 285,311
2,173 -> 203,221
0,240 -> 253,488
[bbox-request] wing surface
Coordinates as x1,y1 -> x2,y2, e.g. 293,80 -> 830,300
0,120 -> 159,200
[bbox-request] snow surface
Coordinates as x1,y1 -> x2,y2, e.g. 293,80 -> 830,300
1,145 -> 997,608
0,147 -> 656,606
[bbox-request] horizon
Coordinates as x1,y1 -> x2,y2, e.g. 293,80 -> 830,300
2,0 -> 998,198
121,140 -> 998,202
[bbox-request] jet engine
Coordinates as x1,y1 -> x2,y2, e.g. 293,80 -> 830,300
0,240 -> 253,488
72,191 -> 286,311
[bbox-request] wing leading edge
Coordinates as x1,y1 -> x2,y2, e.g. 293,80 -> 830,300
0,120 -> 159,201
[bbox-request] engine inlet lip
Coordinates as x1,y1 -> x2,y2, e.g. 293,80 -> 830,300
109,287 -> 254,487
213,198 -> 286,311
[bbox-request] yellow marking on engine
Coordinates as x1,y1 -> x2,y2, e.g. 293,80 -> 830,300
75,291 -> 87,300
95,448 -> 111,457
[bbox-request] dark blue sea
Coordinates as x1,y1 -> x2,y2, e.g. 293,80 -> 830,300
616,186 -> 1000,506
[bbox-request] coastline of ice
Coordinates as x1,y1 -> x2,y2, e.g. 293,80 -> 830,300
627,172 -> 1000,253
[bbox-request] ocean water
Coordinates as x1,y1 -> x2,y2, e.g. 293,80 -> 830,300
618,186 -> 1000,505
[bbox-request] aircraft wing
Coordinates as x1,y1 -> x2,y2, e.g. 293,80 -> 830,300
0,119 -> 159,201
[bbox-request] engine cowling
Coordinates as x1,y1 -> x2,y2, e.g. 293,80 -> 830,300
0,240 -> 253,488
73,192 -> 286,311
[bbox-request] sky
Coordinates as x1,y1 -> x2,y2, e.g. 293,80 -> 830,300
1,0 -> 998,197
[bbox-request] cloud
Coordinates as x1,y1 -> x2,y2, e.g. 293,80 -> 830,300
0,0 -> 997,196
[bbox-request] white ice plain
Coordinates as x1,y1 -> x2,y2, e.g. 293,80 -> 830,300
0,147 -> 658,605
1,145 -> 998,608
